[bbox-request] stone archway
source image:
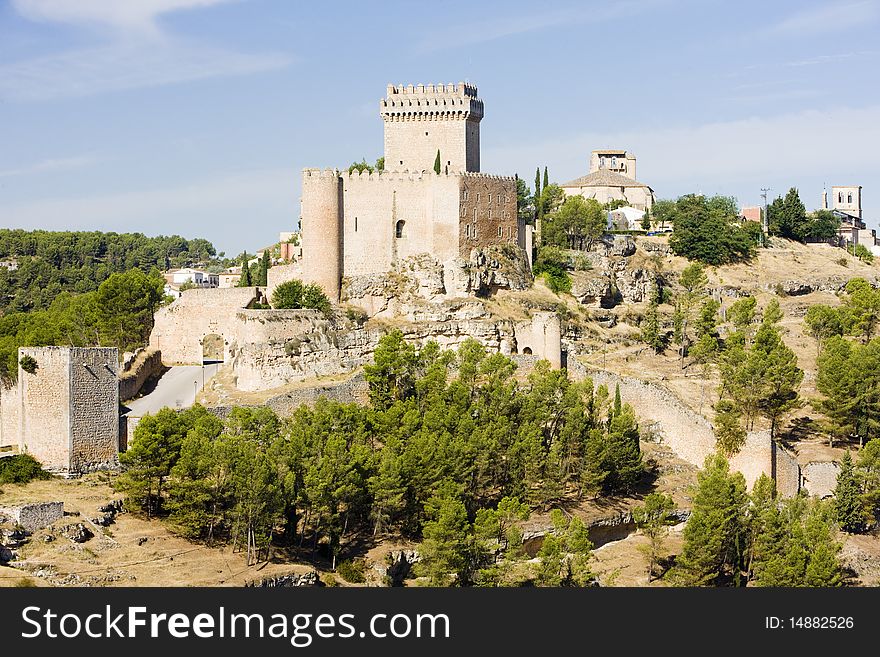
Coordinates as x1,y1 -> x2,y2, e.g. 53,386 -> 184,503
201,334 -> 225,363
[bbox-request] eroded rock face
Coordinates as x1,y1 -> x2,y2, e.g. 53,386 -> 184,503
61,523 -> 93,544
246,570 -> 321,587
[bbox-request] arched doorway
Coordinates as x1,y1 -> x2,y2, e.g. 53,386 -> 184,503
522,347 -> 533,355
201,334 -> 225,363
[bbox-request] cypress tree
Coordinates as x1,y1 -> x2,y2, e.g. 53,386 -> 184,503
433,150 -> 441,174
535,167 -> 542,223
835,450 -> 863,533
259,250 -> 270,286
613,383 -> 622,418
543,166 -> 549,190
239,254 -> 252,287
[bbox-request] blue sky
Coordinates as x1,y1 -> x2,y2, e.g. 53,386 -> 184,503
0,0 -> 878,256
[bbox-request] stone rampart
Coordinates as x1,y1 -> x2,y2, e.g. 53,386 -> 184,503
801,461 -> 840,498
0,502 -> 63,532
119,348 -> 163,401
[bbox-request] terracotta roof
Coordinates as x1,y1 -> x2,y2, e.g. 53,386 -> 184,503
561,169 -> 652,189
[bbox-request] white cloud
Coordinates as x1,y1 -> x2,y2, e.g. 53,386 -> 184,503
0,155 -> 97,178
4,0 -> 291,101
763,1 -> 879,38
11,0 -> 238,35
0,40 -> 292,101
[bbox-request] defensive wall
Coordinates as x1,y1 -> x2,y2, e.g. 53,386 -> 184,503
0,502 -> 64,532
118,348 -> 163,401
569,361 -> 800,495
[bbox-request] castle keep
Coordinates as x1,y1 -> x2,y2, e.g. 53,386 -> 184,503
301,83 -> 524,301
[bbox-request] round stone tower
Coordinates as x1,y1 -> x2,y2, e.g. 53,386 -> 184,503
301,168 -> 343,302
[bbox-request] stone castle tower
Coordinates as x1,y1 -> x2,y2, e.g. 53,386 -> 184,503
300,82 -> 521,303
0,347 -> 119,474
381,83 -> 483,173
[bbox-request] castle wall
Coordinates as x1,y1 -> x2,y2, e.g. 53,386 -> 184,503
0,382 -> 20,451
68,347 -> 119,472
18,347 -> 72,471
459,174 -> 518,255
801,461 -> 840,498
149,287 -> 260,364
0,502 -> 64,532
513,313 -> 562,368
266,262 -> 303,305
572,364 -> 781,491
118,348 -> 163,402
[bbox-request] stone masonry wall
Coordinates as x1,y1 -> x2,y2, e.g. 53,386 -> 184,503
801,461 -> 840,498
570,362 -> 782,491
68,347 -> 119,472
150,287 -> 260,364
0,382 -> 20,450
18,347 -> 71,471
774,443 -> 802,498
0,502 -> 63,532
119,348 -> 163,401
459,174 -> 518,257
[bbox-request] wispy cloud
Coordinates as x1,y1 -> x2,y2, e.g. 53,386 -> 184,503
416,0 -> 668,53
11,0 -> 239,35
782,50 -> 877,67
0,155 -> 98,178
0,40 -> 292,102
762,1 -> 879,38
3,0 -> 292,101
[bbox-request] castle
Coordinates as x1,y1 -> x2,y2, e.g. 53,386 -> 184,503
300,83 -> 528,302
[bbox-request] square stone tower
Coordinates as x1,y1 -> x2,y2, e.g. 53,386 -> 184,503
381,83 -> 483,173
15,347 -> 119,473
831,185 -> 862,219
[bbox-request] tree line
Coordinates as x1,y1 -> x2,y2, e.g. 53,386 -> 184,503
0,229 -> 221,314
0,269 -> 165,381
116,332 -> 645,583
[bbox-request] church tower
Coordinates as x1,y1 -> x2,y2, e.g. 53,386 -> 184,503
380,83 -> 483,173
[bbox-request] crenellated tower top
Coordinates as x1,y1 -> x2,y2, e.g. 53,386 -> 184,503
381,82 -> 483,173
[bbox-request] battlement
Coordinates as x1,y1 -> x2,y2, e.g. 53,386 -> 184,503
303,167 -> 341,178
381,82 -> 483,121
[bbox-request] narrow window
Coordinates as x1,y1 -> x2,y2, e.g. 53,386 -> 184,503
839,192 -> 843,203
498,226 -> 503,237
488,208 -> 492,219
848,193 -> 853,203
395,220 -> 406,238
354,217 -> 358,232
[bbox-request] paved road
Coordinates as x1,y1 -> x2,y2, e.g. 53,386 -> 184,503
124,363 -> 219,417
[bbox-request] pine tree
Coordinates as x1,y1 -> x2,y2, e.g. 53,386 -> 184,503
641,299 -> 664,353
433,150 -> 441,175
835,450 -> 864,533
640,211 -> 651,231
674,453 -> 748,586
633,492 -> 675,581
713,400 -> 746,456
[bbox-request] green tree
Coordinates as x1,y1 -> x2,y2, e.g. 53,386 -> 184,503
533,246 -> 571,295
640,211 -> 651,231
714,399 -> 746,456
674,263 -> 708,367
348,158 -> 373,174
641,298 -> 665,353
516,178 -> 533,223
433,150 -> 441,175
534,167 -> 542,223
420,485 -> 482,586
835,450 -> 864,533
271,279 -> 330,313
542,196 -> 606,250
533,509 -> 594,586
668,194 -> 754,264
633,492 -> 675,581
804,305 -> 843,355
239,254 -> 252,287
258,250 -> 271,287
674,453 -> 748,586
768,188 -> 807,241
543,166 -> 549,191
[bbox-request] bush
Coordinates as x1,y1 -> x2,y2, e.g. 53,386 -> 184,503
667,194 -> 754,265
19,355 -> 37,374
853,243 -> 874,264
533,246 -> 572,295
0,454 -> 52,484
336,559 -> 367,583
271,279 -> 331,313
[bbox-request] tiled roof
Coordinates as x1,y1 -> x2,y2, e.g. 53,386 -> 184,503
561,169 -> 652,189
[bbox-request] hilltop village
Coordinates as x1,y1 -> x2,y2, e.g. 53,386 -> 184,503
1,82 -> 880,588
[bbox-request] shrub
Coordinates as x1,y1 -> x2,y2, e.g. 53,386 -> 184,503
336,559 -> 367,583
573,254 -> 593,271
853,243 -> 874,264
0,454 -> 52,484
19,355 -> 37,374
837,257 -> 849,267
271,279 -> 331,313
533,246 -> 572,295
